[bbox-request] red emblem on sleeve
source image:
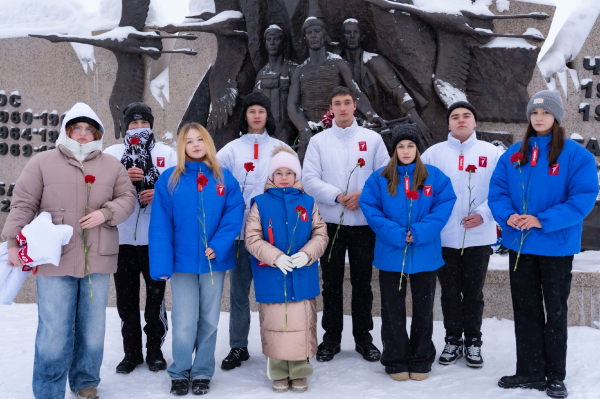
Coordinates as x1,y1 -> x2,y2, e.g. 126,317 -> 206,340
549,163 -> 560,175
216,184 -> 225,196
157,157 -> 165,167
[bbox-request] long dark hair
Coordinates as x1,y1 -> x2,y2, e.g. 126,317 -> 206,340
380,148 -> 429,196
516,120 -> 565,167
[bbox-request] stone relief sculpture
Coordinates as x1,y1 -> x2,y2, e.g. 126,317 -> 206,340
30,0 -> 198,139
254,25 -> 298,145
288,16 -> 385,160
336,18 -> 432,146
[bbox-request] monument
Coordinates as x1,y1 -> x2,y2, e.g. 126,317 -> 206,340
0,0 -> 599,326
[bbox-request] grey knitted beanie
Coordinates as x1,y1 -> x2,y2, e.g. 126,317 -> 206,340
526,90 -> 564,124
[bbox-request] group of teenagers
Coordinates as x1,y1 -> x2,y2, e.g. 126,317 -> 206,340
2,85 -> 598,399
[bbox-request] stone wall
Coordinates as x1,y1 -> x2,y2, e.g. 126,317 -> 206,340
12,264 -> 600,328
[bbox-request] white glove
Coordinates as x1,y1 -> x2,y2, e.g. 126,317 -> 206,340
274,255 -> 294,275
291,252 -> 310,268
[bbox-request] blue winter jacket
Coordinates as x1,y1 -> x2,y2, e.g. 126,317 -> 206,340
360,164 -> 456,274
489,135 -> 598,257
149,161 -> 245,280
250,187 -> 320,303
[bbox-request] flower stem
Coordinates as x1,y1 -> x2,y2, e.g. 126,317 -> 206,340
283,213 -> 301,331
200,188 -> 213,285
327,164 -> 360,261
400,200 -> 413,291
461,171 -> 473,256
83,183 -> 94,303
134,206 -> 142,241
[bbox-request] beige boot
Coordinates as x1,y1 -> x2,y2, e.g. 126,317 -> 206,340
75,387 -> 99,399
291,378 -> 308,392
409,372 -> 429,381
272,378 -> 290,393
390,372 -> 409,381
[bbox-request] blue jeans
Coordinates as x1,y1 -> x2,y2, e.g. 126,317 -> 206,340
169,271 -> 225,381
228,240 -> 253,348
33,273 -> 110,399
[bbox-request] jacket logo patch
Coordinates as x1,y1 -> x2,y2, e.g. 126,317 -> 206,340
549,163 -> 560,175
479,157 -> 487,168
257,261 -> 269,267
359,141 -> 367,151
216,184 -> 225,196
156,157 -> 165,167
300,210 -> 309,222
423,185 -> 432,197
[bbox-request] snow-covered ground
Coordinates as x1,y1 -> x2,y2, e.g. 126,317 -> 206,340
1,305 -> 599,399
488,250 -> 600,272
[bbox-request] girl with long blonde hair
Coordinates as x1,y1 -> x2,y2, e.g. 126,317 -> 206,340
149,122 -> 244,395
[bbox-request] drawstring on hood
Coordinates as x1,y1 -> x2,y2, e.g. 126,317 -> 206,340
55,103 -> 105,163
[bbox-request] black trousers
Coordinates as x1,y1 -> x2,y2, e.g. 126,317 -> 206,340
379,270 -> 437,374
320,223 -> 376,344
509,250 -> 573,381
438,245 -> 492,342
114,244 -> 168,356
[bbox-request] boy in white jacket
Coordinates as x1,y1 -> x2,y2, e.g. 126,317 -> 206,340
216,93 -> 290,371
302,86 -> 390,362
104,102 -> 177,374
421,101 -> 501,368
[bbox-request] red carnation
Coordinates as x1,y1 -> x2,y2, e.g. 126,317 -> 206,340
465,164 -> 477,173
357,158 -> 366,168
320,109 -> 334,129
129,137 -> 141,146
510,152 -> 524,164
294,205 -> 307,214
406,190 -> 419,201
244,162 -> 255,173
84,175 -> 96,184
197,173 -> 209,191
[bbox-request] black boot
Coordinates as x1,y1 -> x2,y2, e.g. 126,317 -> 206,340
191,379 -> 210,395
116,353 -> 144,374
170,379 -> 189,396
220,347 -> 250,370
546,380 -> 568,398
355,342 -> 381,362
147,348 -> 167,372
498,375 -> 546,391
438,336 -> 463,365
464,337 -> 484,368
316,341 -> 341,362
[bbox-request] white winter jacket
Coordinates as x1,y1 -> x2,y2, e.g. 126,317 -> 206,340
217,130 -> 289,240
421,132 -> 501,249
104,142 -> 177,246
302,119 -> 390,225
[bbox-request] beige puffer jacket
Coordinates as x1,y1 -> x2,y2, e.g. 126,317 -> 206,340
2,105 -> 136,277
245,178 -> 328,361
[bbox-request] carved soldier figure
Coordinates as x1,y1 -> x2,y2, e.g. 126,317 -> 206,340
339,19 -> 432,146
254,25 -> 298,146
288,17 -> 383,160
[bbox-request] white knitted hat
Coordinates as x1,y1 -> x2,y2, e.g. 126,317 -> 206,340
268,146 -> 301,181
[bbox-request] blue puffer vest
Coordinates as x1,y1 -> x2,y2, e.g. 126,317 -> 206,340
251,187 -> 320,303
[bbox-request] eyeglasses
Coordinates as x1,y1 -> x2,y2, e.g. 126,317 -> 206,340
71,126 -> 96,134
